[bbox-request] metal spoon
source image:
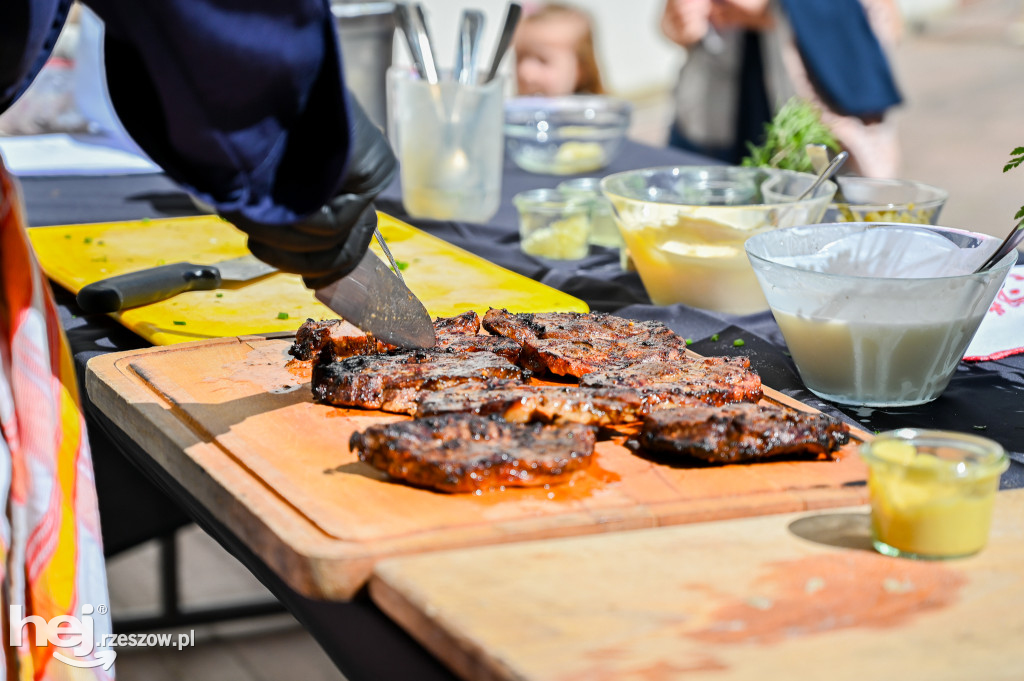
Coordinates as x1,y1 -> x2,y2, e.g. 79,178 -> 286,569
806,143 -> 850,203
458,10 -> 486,86
974,220 -> 1024,272
796,150 -> 848,201
394,3 -> 430,80
484,2 -> 522,84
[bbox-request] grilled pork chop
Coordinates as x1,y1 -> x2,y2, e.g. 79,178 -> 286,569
632,403 -> 850,464
291,311 -> 486,362
312,348 -> 530,414
350,413 -> 596,493
415,385 -> 701,426
481,308 -> 690,377
580,356 -> 763,406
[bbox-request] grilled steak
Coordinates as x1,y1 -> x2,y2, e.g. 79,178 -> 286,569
632,403 -> 850,464
416,385 -> 701,426
481,308 -> 690,377
350,413 -> 596,492
291,311 -> 486,362
580,356 -> 763,406
312,348 -> 530,414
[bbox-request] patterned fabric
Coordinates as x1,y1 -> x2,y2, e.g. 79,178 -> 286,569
0,157 -> 113,678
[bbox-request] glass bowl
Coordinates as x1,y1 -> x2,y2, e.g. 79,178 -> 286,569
504,95 -> 632,175
826,176 -> 948,224
860,429 -> 1009,560
599,166 -> 836,314
745,222 -> 1017,407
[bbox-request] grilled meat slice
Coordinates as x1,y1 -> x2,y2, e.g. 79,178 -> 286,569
435,334 -> 522,364
291,311 -> 485,362
416,385 -> 701,426
581,356 -> 763,406
350,413 -> 596,492
312,349 -> 530,414
289,318 -> 387,361
481,308 -> 690,377
433,310 -> 481,335
632,403 -> 851,464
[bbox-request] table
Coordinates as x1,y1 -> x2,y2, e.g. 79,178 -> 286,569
19,139 -> 1024,680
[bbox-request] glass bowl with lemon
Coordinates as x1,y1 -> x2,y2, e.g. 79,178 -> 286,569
504,95 -> 632,175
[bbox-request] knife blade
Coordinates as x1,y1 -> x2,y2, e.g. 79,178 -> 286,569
76,254 -> 277,314
315,249 -> 436,349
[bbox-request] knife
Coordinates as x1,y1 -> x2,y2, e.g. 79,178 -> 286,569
76,254 -> 277,314
315,249 -> 437,349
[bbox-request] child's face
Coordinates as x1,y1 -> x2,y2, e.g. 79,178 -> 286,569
513,18 -> 582,96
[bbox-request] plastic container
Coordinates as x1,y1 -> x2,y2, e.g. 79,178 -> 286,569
860,429 -> 1009,559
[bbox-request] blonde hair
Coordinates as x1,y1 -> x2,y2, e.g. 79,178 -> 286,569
521,4 -> 606,95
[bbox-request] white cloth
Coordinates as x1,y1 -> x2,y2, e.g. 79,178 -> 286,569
964,264 -> 1024,361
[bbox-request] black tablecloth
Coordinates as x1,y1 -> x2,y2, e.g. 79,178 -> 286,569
16,138 -> 1024,680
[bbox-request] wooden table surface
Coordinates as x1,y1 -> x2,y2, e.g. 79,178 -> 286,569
370,489 -> 1024,681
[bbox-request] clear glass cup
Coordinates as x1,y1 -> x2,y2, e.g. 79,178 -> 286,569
386,66 -> 504,223
556,177 -> 622,249
513,188 -> 591,260
860,429 -> 1009,560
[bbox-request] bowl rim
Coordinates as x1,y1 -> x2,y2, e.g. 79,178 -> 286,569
831,176 -> 949,210
504,94 -> 633,116
599,165 -> 836,208
859,428 -> 1009,479
744,222 -> 1018,282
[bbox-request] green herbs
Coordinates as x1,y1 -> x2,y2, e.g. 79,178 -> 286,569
276,312 -> 289,320
394,260 -> 409,271
172,320 -> 186,326
733,339 -> 745,347
742,98 -> 840,173
1005,147 -> 1024,230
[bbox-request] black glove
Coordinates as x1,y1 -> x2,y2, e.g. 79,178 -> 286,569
223,95 -> 397,290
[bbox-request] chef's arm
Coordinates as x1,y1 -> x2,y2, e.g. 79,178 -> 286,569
84,0 -> 396,284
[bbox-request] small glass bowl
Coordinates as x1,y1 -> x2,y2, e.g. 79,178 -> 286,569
826,176 -> 948,225
860,429 -> 1009,560
504,95 -> 631,175
513,188 -> 592,260
556,177 -> 622,249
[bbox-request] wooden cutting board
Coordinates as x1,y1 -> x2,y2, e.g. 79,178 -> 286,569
370,489 -> 1024,681
28,214 -> 588,344
86,334 -> 871,601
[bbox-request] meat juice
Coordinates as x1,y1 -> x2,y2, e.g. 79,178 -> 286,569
774,310 -> 986,407
619,216 -> 772,314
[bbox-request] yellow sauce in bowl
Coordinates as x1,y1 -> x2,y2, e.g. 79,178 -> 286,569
861,433 -> 1008,559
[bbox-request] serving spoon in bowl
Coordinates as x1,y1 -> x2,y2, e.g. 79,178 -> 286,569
974,220 -> 1024,272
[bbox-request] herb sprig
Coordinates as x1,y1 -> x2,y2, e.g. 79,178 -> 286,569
742,98 -> 839,174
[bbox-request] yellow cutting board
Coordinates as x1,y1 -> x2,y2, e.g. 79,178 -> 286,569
28,214 -> 589,345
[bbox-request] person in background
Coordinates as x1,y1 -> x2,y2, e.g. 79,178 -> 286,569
661,0 -> 903,177
0,0 -> 396,676
513,3 -> 606,96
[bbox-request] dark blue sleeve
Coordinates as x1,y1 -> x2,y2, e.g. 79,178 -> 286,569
82,0 -> 353,225
0,0 -> 72,110
778,0 -> 902,119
